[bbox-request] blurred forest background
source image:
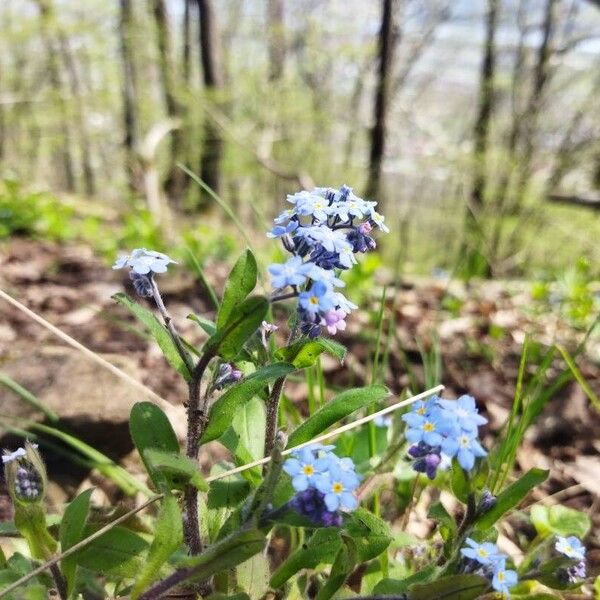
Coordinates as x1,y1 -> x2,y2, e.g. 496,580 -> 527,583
1,0 -> 599,280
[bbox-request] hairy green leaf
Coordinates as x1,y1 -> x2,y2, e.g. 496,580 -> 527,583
530,504 -> 591,538
343,508 -> 392,562
287,385 -> 389,447
201,363 -> 295,444
188,313 -> 217,336
131,494 -> 183,599
407,574 -> 489,600
475,468 -> 549,530
217,249 -> 258,329
144,449 -> 208,492
129,402 -> 179,489
60,488 -> 93,595
274,338 -> 347,368
113,292 -> 191,380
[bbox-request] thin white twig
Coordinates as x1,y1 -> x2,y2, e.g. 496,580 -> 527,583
0,287 -> 171,410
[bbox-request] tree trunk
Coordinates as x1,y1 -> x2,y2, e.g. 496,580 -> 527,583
151,0 -> 186,200
197,0 -> 225,201
267,0 -> 285,82
365,0 -> 397,201
118,0 -> 141,193
183,0 -> 193,85
460,0 -> 498,279
57,34 -> 95,195
35,0 -> 76,192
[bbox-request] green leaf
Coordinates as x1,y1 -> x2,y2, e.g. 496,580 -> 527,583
343,508 -> 392,562
530,504 -> 591,538
315,541 -> 355,600
274,338 -> 347,368
450,462 -> 471,504
373,566 -> 439,594
60,488 -> 93,595
177,528 -> 266,585
219,397 -> 266,485
201,363 -> 295,444
75,526 -> 149,578
144,449 -> 209,492
217,249 -> 258,329
113,292 -> 191,380
236,553 -> 270,599
475,468 -> 549,530
207,475 -> 250,509
129,402 -> 179,489
207,296 -> 269,360
428,501 -> 457,542
188,313 -> 217,336
407,574 -> 490,600
270,528 -> 342,588
131,494 -> 183,599
287,385 -> 389,447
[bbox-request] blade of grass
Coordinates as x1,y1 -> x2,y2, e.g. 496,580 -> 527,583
0,374 -> 59,422
556,344 -> 600,413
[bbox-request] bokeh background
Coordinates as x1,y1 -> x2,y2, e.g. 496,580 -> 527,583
1,0 -> 599,569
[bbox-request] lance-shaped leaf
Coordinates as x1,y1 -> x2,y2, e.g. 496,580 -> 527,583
270,528 -> 342,588
315,540 -> 356,600
217,249 -> 258,329
373,566 -> 439,595
176,528 -> 266,585
274,338 -> 347,368
407,574 -> 489,600
475,468 -> 549,531
450,461 -> 471,504
343,508 -> 392,562
144,449 -> 208,492
188,313 -> 217,336
287,385 -> 389,447
201,363 -> 295,444
113,293 -> 191,380
206,296 -> 269,360
75,526 -> 149,578
131,494 -> 183,599
129,402 -> 179,489
60,488 -> 93,595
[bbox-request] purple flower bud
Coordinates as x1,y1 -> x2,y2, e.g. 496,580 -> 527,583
129,271 -> 153,297
214,363 -> 243,390
478,490 -> 497,514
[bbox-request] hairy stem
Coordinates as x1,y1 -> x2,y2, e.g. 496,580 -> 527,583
49,564 -> 68,600
184,350 -> 215,556
150,278 -> 195,375
270,291 -> 299,302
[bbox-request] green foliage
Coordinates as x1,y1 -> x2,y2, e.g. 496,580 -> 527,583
287,385 -> 388,447
530,504 -> 591,538
200,362 -> 295,444
59,489 -> 93,595
113,293 -> 192,380
407,574 -> 490,600
217,249 -> 258,328
144,449 -> 208,492
274,338 -> 347,368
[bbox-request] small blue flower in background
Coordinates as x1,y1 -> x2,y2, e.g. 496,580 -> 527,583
444,432 -> 488,471
460,538 -> 503,566
439,395 -> 488,433
369,210 -> 390,233
555,536 -> 586,561
283,444 -> 360,526
491,560 -> 518,595
403,407 -> 458,448
113,248 -> 176,275
374,415 -> 392,428
269,256 -> 313,289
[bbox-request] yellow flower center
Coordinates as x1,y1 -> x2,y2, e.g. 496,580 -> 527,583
423,422 -> 435,432
309,296 -> 319,305
303,465 -> 314,476
565,545 -> 573,554
332,482 -> 344,494
460,436 -> 470,447
417,407 -> 426,415
497,571 -> 505,582
477,548 -> 488,558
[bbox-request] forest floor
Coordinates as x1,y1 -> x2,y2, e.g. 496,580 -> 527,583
1,238 -> 599,565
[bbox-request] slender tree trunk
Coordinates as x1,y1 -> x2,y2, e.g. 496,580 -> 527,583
35,0 -> 76,192
460,0 -> 498,279
57,34 -> 95,195
267,0 -> 285,82
197,0 -> 225,201
183,0 -> 193,85
118,0 -> 141,193
151,0 -> 186,200
365,0 -> 397,201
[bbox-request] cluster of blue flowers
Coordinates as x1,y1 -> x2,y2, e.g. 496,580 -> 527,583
402,395 -> 487,479
113,248 -> 177,297
461,538 -> 518,595
555,535 -> 587,584
268,185 -> 388,338
283,444 -> 361,526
